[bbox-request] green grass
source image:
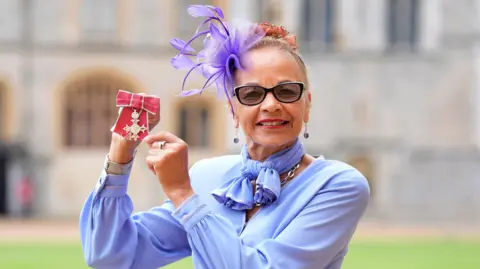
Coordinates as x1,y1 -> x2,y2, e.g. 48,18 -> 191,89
342,239 -> 480,269
0,239 -> 478,269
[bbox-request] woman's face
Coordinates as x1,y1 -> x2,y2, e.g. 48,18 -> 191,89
233,46 -> 311,150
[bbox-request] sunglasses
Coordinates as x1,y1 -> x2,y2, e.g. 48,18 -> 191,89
233,82 -> 305,106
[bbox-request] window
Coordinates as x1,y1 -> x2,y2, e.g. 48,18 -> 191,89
257,0 -> 283,25
32,0 -> 66,43
387,0 -> 419,51
63,73 -> 135,147
80,0 -> 118,43
133,0 -> 162,46
177,102 -> 211,148
0,0 -> 21,42
301,0 -> 337,52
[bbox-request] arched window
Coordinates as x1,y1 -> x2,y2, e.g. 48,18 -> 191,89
177,100 -> 211,148
62,73 -> 137,147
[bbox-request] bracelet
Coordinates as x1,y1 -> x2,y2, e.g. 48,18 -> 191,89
104,151 -> 135,175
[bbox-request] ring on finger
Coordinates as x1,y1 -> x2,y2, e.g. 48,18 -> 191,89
159,141 -> 167,149
153,141 -> 167,150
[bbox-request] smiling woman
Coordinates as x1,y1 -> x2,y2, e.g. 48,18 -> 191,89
80,4 -> 370,269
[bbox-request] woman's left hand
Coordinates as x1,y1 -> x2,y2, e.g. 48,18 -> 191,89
144,131 -> 194,208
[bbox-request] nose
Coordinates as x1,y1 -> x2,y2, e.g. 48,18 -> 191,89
260,92 -> 281,112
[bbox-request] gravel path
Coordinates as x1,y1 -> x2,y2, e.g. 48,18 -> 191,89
0,218 -> 478,243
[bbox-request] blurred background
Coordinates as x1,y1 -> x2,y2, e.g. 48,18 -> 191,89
0,0 -> 479,268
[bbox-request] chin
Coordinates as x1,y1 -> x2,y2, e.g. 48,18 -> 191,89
252,134 -> 298,149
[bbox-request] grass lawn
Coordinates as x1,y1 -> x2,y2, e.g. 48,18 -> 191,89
0,238 -> 478,269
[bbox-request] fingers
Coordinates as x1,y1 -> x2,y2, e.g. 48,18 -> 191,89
146,160 -> 156,175
148,141 -> 168,155
145,148 -> 174,173
145,154 -> 161,174
144,131 -> 186,146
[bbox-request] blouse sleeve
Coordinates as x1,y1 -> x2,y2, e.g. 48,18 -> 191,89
79,160 -> 192,269
171,169 -> 370,269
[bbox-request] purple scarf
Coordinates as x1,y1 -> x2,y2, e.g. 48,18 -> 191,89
211,139 -> 305,210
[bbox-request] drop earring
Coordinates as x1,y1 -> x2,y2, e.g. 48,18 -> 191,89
233,128 -> 239,144
303,123 -> 309,139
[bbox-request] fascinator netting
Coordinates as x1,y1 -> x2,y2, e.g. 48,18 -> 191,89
169,5 -> 266,115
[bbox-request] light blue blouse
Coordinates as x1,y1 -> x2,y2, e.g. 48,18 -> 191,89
80,155 -> 370,269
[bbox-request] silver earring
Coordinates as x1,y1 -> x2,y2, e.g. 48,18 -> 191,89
303,123 -> 309,139
233,128 -> 239,144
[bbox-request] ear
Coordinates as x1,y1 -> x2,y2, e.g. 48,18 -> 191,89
227,102 -> 240,128
234,116 -> 239,128
303,91 -> 311,123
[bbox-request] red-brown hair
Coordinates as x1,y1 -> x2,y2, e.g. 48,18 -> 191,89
257,22 -> 299,51
250,22 -> 308,89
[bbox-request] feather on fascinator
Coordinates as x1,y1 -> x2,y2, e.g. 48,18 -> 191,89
169,5 -> 266,115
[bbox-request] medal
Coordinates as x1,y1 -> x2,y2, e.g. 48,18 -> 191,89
111,90 -> 160,141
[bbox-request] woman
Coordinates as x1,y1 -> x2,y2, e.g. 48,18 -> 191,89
80,5 -> 370,269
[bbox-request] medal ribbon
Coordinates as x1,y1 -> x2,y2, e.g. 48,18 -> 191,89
111,90 -> 160,141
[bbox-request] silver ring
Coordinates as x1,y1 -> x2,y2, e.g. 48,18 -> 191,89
158,141 -> 167,150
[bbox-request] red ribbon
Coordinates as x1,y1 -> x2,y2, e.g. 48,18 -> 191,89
111,90 -> 160,141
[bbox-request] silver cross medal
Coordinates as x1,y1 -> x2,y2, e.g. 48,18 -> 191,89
123,109 -> 147,141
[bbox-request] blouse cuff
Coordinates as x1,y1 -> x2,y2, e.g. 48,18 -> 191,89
171,194 -> 211,231
94,169 -> 131,198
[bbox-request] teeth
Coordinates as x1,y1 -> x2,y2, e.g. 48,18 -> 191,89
260,121 -> 284,126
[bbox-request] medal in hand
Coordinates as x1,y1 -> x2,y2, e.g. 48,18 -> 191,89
111,90 -> 160,141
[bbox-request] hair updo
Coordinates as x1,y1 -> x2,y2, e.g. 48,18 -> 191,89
249,22 -> 309,89
257,22 -> 299,51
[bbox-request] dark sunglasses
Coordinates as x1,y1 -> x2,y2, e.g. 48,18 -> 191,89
233,82 -> 305,106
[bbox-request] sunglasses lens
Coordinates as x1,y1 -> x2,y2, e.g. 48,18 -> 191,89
274,83 -> 302,102
237,86 -> 265,105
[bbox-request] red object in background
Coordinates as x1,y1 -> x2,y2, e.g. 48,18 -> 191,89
17,177 -> 33,207
111,90 -> 160,141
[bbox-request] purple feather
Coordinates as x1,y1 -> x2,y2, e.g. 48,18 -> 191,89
214,7 -> 224,19
169,38 -> 195,53
209,23 -> 225,42
170,4 -> 266,116
195,17 -> 229,36
187,5 -> 216,18
177,89 -> 204,96
181,62 -> 204,92
178,30 -> 210,54
202,70 -> 223,90
170,54 -> 195,70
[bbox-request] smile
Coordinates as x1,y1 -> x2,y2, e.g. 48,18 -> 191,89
256,120 -> 289,127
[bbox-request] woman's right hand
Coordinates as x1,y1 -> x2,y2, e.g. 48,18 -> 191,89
108,101 -> 161,164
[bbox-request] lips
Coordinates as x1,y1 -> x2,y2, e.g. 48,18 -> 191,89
256,119 -> 289,126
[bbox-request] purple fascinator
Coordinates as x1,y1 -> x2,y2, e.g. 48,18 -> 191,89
169,5 -> 265,114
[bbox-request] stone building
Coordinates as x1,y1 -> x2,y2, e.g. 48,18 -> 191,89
0,0 -> 478,225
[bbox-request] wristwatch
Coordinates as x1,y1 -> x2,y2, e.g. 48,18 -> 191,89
104,154 -> 134,175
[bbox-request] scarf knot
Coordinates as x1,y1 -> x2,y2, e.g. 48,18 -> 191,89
241,167 -> 256,180
261,162 -> 274,170
211,138 -> 305,210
